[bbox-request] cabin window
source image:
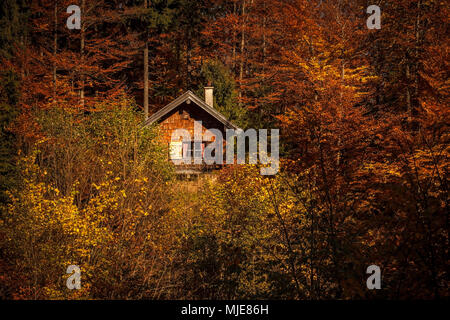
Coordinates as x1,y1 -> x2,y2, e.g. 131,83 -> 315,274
169,141 -> 183,160
194,141 -> 203,159
182,141 -> 205,162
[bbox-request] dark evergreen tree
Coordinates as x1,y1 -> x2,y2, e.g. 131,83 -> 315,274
0,0 -> 27,204
196,59 -> 247,128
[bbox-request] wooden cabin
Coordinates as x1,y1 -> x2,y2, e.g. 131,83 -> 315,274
143,87 -> 239,174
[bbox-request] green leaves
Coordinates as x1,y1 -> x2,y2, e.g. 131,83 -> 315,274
197,59 -> 248,128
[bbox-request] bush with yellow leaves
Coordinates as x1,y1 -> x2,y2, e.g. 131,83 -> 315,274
0,99 -> 181,299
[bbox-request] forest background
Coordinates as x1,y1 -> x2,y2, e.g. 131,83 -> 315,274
0,0 -> 448,299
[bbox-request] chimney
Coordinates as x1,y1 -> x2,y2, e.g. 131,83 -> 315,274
204,83 -> 214,108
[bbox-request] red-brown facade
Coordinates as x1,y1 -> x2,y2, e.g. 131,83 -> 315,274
145,90 -> 239,174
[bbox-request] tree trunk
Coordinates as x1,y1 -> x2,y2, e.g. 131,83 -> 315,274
53,1 -> 58,104
239,0 -> 246,102
406,62 -> 412,123
144,0 -> 149,120
186,27 -> 191,90
413,0 -> 422,130
262,0 -> 266,75
232,0 -> 237,73
80,0 -> 85,108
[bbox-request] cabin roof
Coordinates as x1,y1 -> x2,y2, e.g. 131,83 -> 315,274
143,90 -> 240,130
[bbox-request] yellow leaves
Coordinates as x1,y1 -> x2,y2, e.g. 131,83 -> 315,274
387,168 -> 401,177
0,153 -> 117,298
